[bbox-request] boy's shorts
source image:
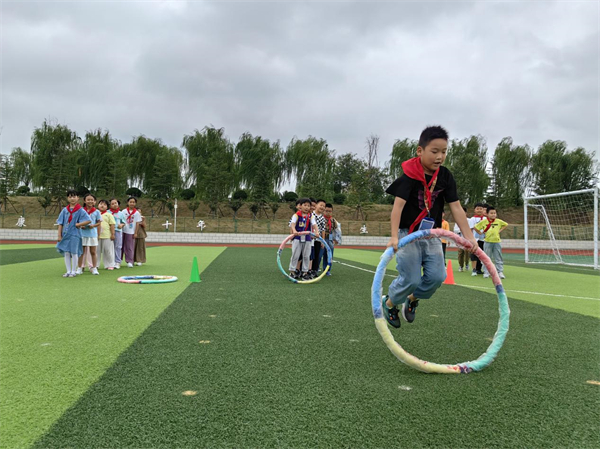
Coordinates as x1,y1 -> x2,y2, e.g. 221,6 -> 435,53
82,237 -> 99,247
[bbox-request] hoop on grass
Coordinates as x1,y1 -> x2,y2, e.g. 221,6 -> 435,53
372,228 -> 510,373
277,231 -> 333,284
117,275 -> 178,284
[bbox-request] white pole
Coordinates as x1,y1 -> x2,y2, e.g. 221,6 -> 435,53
174,199 -> 178,233
524,197 -> 529,263
594,188 -> 598,270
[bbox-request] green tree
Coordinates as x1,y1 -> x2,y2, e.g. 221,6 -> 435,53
388,138 -> 418,180
285,136 -> 335,200
531,140 -> 598,195
10,147 -> 32,188
187,199 -> 200,219
445,135 -> 489,205
122,135 -> 165,193
0,155 -> 19,212
79,129 -> 122,195
489,137 -> 531,207
333,153 -> 363,194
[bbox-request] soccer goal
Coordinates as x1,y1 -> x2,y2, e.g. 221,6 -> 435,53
524,188 -> 599,269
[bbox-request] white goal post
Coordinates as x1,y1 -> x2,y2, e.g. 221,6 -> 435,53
524,188 -> 598,269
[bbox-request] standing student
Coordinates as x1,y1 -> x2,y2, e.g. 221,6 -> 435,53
109,198 -> 125,269
453,206 -> 470,272
78,193 -> 102,275
56,190 -> 91,277
312,199 -> 327,273
319,203 -> 339,276
97,199 -> 116,270
134,209 -> 147,266
289,198 -> 318,280
469,202 -> 487,276
382,125 -> 477,329
122,197 -> 142,268
474,206 -> 508,279
440,211 -> 450,264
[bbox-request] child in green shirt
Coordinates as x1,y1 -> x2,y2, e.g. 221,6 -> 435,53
474,206 -> 508,279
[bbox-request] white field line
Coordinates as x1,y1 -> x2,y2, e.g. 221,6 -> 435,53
334,260 -> 600,302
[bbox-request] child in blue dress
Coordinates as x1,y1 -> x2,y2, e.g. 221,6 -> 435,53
77,193 -> 103,275
56,190 -> 91,277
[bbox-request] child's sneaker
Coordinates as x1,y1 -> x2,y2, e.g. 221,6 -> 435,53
75,267 -> 83,275
471,270 -> 477,277
136,262 -> 143,266
91,268 -> 99,275
301,272 -> 311,281
401,298 -> 419,323
127,263 -> 133,268
381,295 -> 401,328
499,272 -> 506,279
483,273 -> 489,279
289,271 -> 298,279
326,272 -> 332,276
458,266 -> 463,272
115,264 -> 120,269
63,272 -> 70,278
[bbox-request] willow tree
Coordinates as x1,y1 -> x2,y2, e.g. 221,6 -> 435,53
10,147 -> 32,189
285,136 -> 335,201
235,132 -> 285,218
445,135 -> 489,206
121,135 -> 166,193
388,138 -> 418,180
182,127 -> 235,216
79,129 -> 123,195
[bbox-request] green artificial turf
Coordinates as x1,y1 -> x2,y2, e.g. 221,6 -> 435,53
0,247 -> 62,265
0,246 -> 226,449
29,247 -> 600,449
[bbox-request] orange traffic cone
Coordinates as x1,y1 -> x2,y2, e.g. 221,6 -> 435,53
443,260 -> 455,285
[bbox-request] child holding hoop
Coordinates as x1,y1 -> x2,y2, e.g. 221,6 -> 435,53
382,126 -> 478,328
56,190 -> 91,277
289,198 -> 318,280
77,193 -> 102,275
122,197 -> 142,268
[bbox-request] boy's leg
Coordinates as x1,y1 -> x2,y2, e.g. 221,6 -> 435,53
106,239 -> 115,268
114,232 -> 123,265
312,241 -> 322,271
301,242 -> 312,273
493,243 -> 504,274
412,237 -> 446,300
458,248 -> 465,268
387,231 -> 423,307
483,242 -> 493,276
289,240 -> 301,272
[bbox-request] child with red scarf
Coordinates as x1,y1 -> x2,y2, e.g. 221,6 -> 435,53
97,199 -> 116,270
122,197 -> 142,268
474,206 -> 508,279
319,203 -> 339,276
382,126 -> 477,329
468,202 -> 487,276
56,190 -> 91,277
289,198 -> 318,280
109,198 -> 126,269
77,193 -> 102,275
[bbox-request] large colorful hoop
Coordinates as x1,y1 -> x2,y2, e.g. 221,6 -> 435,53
117,275 -> 178,284
372,228 -> 510,373
277,231 -> 333,284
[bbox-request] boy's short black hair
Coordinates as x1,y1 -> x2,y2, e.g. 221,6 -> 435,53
486,206 -> 496,213
309,198 -> 316,204
418,125 -> 449,149
98,199 -> 109,207
295,199 -> 302,205
298,198 -> 311,206
325,203 -> 333,209
474,202 -> 486,208
66,189 -> 78,197
316,199 -> 326,205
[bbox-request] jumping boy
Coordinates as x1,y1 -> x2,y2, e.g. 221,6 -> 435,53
382,125 -> 477,328
474,206 -> 508,279
289,198 -> 318,280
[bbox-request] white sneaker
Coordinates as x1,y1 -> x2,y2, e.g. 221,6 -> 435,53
458,267 -> 463,272
135,262 -> 143,266
75,267 -> 83,275
127,263 -> 133,268
91,268 -> 99,275
115,264 -> 120,269
483,273 -> 489,278
471,271 -> 477,277
499,272 -> 506,279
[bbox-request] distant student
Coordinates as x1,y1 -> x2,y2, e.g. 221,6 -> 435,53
453,206 -> 470,272
440,211 -> 450,263
469,202 -> 487,276
308,197 -> 317,269
97,199 -> 116,270
77,193 -> 102,275
289,198 -> 318,280
122,197 -> 142,268
319,203 -> 339,276
312,199 -> 327,273
56,190 -> 91,277
474,206 -> 508,279
110,198 -> 125,269
134,209 -> 147,266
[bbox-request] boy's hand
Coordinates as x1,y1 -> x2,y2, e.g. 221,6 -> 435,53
111,234 -> 115,241
387,236 -> 399,251
333,240 -> 338,245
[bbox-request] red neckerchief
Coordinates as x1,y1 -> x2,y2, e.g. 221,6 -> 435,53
324,216 -> 333,232
473,215 -> 485,219
126,208 -> 137,224
401,157 -> 440,233
296,211 -> 311,231
66,204 -> 81,223
84,206 -> 97,216
484,219 -> 495,233
110,208 -> 120,216
101,210 -> 108,215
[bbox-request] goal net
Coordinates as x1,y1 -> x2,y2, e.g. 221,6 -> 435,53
524,188 -> 599,269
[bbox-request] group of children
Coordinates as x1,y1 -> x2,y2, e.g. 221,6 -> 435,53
450,203 -> 508,279
56,190 -> 147,277
288,198 -> 342,280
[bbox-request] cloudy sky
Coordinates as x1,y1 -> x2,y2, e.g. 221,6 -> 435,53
2,0 -> 599,171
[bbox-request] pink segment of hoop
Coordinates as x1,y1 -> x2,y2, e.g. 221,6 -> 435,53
278,231 -> 311,251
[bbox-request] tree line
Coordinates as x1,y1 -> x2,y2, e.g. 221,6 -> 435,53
0,119 -> 597,217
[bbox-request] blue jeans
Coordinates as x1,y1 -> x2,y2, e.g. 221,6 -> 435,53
319,238 -> 334,272
388,229 -> 446,306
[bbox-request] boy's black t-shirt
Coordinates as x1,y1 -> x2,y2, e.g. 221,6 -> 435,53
385,165 -> 459,231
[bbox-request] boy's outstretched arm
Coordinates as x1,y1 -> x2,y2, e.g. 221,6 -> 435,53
387,197 -> 405,251
449,201 -> 478,252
